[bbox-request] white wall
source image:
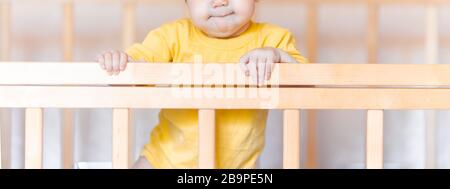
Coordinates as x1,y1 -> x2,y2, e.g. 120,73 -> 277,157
1,0 -> 450,169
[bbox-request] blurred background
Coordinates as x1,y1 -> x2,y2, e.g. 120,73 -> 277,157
1,0 -> 450,169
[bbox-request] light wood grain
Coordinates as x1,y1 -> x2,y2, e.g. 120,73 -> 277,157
366,110 -> 384,169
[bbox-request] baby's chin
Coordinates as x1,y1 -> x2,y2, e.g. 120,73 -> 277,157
203,29 -> 239,38
202,23 -> 247,38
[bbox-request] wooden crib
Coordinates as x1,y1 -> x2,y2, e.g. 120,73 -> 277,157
0,0 -> 448,169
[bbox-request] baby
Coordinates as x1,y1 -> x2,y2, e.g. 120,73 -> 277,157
96,0 -> 308,169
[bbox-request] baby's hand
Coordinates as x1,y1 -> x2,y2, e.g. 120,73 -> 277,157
239,47 -> 283,86
239,47 -> 299,86
96,50 -> 132,76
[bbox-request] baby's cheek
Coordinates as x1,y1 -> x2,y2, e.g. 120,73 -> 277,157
188,3 -> 209,21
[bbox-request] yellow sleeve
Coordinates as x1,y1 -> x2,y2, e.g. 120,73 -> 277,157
125,25 -> 173,63
276,31 -> 309,64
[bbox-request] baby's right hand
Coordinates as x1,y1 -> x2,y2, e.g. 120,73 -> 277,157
96,50 -> 132,76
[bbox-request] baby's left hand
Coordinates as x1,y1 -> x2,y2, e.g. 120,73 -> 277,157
239,47 -> 297,86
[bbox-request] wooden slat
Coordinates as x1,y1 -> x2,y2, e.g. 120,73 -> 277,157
367,1 -> 379,64
305,110 -> 317,169
24,108 -> 43,169
425,4 -> 439,169
366,1 -> 382,170
0,2 -> 10,61
2,63 -> 450,86
62,2 -> 74,62
122,1 -> 136,49
198,109 -> 215,169
121,2 -> 136,168
62,1 -> 75,169
0,109 -> 10,169
2,87 -> 450,110
283,109 -> 301,169
61,110 -> 73,169
305,1 -> 319,169
366,110 -> 384,169
0,1 -> 11,169
306,2 -> 318,63
112,108 -> 131,169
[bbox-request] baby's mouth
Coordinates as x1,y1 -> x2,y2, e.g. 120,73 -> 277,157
209,11 -> 234,19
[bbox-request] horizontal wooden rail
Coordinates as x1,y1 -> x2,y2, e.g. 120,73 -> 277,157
2,87 -> 450,109
0,63 -> 449,110
1,63 -> 450,86
1,62 -> 449,169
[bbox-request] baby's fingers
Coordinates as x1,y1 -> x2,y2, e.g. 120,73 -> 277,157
112,51 -> 121,75
96,54 -> 106,70
104,52 -> 113,75
266,60 -> 275,81
239,54 -> 250,76
248,57 -> 258,85
238,61 -> 249,77
120,52 -> 128,71
257,57 -> 268,86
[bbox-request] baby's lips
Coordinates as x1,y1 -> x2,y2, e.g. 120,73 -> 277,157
209,9 -> 234,17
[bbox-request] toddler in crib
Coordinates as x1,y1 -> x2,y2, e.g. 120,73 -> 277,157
96,0 -> 308,169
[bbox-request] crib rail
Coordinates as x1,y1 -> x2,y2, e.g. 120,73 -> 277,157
2,62 -> 450,86
0,0 -> 447,170
0,62 -> 450,169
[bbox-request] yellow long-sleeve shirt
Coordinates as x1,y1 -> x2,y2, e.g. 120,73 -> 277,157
126,18 -> 308,169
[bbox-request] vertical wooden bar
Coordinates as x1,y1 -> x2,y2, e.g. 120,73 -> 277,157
283,110 -> 301,169
366,110 -> 384,169
0,1 -> 11,169
61,110 -> 73,169
425,4 -> 438,169
25,108 -> 44,169
366,1 -> 381,169
1,108 -> 12,169
305,1 -> 318,169
121,1 -> 136,167
367,1 -> 379,64
62,1 -> 74,61
306,1 -> 318,63
122,1 -> 136,49
198,109 -> 215,169
112,108 -> 131,169
61,1 -> 74,169
0,1 -> 11,61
